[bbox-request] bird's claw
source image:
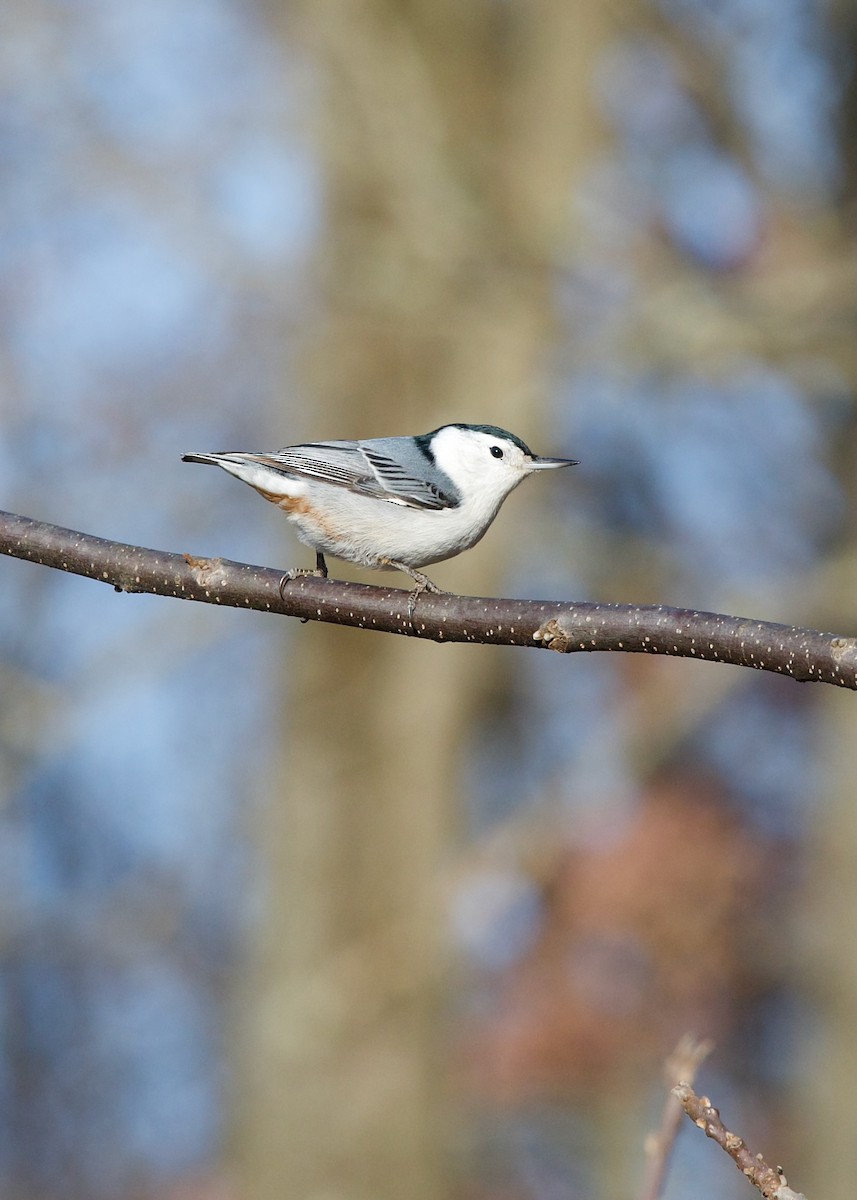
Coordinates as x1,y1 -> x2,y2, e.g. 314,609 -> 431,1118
278,564 -> 328,601
401,570 -> 447,624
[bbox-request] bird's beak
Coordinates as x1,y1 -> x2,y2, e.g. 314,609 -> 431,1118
527,455 -> 579,470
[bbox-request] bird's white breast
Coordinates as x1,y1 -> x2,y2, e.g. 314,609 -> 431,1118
281,479 -> 507,568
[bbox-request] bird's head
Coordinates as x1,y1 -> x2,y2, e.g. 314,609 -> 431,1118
424,423 -> 577,509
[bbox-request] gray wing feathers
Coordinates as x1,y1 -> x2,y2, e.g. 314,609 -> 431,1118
359,441 -> 456,509
257,439 -> 457,510
271,444 -> 370,491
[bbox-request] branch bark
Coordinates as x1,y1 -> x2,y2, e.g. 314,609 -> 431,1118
673,1083 -> 808,1200
2,510 -> 856,690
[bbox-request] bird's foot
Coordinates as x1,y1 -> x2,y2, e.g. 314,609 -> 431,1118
278,553 -> 328,600
384,561 -> 447,624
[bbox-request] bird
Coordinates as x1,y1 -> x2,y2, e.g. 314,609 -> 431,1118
182,423 -> 577,601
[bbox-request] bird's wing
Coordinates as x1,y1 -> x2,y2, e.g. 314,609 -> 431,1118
253,441 -> 457,510
358,441 -> 458,509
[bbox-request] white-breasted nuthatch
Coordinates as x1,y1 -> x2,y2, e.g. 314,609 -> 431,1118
182,423 -> 577,597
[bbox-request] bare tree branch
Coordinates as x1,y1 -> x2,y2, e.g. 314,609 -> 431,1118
673,1083 -> 808,1200
639,1036 -> 714,1200
2,510 -> 856,690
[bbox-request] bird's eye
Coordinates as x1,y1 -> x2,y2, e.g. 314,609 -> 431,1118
490,445 -> 504,459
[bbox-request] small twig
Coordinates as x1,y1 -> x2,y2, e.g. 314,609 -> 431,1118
672,1083 -> 807,1200
639,1035 -> 713,1200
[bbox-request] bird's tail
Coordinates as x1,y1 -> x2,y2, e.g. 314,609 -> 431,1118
181,452 -> 222,467
182,451 -> 302,498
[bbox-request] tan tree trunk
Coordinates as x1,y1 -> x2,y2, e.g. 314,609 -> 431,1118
233,4 -> 615,1197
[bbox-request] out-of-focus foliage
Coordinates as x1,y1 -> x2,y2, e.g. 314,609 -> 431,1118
0,1 -> 854,1199
1,2 -> 313,1195
449,3 -> 855,1197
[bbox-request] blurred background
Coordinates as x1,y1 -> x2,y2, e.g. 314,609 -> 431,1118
1,1 -> 855,1198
